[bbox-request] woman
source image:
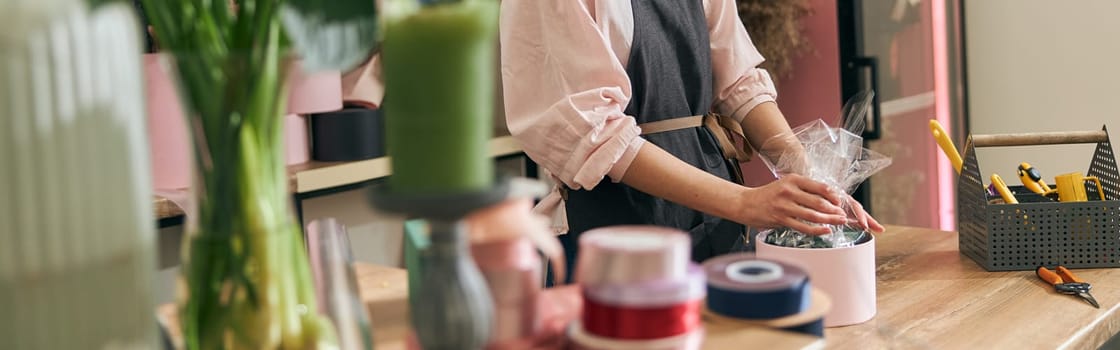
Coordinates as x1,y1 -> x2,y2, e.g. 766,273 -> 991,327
500,0 -> 884,272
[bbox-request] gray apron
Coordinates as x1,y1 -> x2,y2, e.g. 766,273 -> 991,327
560,0 -> 745,281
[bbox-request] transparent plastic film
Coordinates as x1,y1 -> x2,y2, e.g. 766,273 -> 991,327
757,91 -> 892,248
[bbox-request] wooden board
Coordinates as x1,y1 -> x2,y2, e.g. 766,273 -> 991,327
156,225 -> 1120,349
825,225 -> 1120,349
156,263 -> 819,349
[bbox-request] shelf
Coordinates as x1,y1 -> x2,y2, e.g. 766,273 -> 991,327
154,136 -> 525,220
289,135 -> 523,193
154,196 -> 185,220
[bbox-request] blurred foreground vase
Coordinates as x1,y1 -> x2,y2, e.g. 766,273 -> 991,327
166,53 -> 337,349
0,2 -> 157,348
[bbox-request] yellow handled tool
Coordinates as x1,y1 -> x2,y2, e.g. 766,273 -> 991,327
990,174 -> 1017,204
1017,162 -> 1056,196
929,120 -> 963,173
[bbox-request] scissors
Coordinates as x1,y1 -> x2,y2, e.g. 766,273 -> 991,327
1036,265 -> 1099,308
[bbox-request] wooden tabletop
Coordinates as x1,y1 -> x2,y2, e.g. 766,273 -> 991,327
826,225 -> 1120,349
157,263 -> 820,349
350,264 -> 822,350
158,225 -> 1120,349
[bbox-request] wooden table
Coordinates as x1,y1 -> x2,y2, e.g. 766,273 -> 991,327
158,225 -> 1120,349
826,225 -> 1120,349
349,264 -> 823,350
157,263 -> 821,349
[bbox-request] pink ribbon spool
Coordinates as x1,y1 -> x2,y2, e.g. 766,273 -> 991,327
582,263 -> 706,309
467,198 -> 567,345
472,238 -> 541,343
576,226 -> 691,287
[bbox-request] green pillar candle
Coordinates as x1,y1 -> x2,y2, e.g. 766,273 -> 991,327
382,0 -> 498,195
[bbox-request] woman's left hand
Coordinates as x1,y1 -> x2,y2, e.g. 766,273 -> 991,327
844,195 -> 885,233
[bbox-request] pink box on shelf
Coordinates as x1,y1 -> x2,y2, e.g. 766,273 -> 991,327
143,56 -> 344,189
144,54 -> 191,191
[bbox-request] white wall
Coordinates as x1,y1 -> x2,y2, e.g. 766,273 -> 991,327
965,0 -> 1120,182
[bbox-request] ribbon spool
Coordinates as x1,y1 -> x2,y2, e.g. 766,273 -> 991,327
568,320 -> 704,350
582,264 -> 706,340
702,254 -> 829,337
471,238 -> 541,342
577,226 -> 691,286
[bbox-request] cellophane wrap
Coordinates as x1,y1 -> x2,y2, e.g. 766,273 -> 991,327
757,91 -> 892,248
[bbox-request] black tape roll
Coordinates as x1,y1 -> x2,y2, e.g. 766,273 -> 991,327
309,107 -> 385,161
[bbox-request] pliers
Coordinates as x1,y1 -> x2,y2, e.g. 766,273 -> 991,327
1036,265 -> 1100,308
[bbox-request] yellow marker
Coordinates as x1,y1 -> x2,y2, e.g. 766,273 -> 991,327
1054,172 -> 1106,202
991,173 -> 1018,204
929,120 -> 963,173
1017,162 -> 1055,195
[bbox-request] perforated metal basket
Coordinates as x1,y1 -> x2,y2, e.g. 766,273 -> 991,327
958,126 -> 1120,271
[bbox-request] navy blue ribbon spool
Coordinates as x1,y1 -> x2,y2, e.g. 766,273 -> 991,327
702,288 -> 828,338
703,254 -> 812,320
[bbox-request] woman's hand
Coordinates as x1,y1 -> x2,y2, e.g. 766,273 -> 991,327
843,194 -> 886,233
735,174 -> 848,235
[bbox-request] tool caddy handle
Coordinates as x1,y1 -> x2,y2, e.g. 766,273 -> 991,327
971,130 -> 1109,148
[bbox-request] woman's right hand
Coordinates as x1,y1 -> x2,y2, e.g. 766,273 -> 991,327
734,174 -> 847,235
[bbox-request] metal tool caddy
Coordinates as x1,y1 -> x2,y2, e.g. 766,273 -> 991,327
958,126 -> 1120,271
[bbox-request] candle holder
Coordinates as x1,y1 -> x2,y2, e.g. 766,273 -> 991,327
376,0 -> 502,347
368,180 -> 510,350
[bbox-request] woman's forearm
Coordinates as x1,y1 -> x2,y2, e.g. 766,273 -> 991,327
741,101 -> 809,175
740,101 -> 794,150
618,142 -> 747,222
618,141 -> 847,234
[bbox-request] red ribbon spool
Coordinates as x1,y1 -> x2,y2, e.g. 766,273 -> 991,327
582,295 -> 703,340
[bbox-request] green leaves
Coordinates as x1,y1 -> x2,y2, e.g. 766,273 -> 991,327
280,0 -> 379,72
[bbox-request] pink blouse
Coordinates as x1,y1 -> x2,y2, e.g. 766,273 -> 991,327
500,0 -> 778,191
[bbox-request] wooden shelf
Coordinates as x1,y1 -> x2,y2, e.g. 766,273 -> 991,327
154,196 -> 185,220
288,135 -> 523,193
154,136 -> 525,220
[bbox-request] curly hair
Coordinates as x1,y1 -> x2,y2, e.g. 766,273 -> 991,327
737,0 -> 812,79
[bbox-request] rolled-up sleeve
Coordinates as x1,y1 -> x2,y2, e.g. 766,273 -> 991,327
707,0 -> 778,123
500,0 -> 644,190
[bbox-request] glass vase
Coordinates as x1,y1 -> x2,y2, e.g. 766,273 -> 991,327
171,50 -> 336,349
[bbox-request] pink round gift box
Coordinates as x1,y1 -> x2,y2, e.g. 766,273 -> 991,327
755,230 -> 877,327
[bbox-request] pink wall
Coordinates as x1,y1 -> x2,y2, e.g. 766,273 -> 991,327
742,0 -> 842,187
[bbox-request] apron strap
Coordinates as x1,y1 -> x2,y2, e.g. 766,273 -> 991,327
562,113 -> 753,202
638,114 -> 752,185
639,114 -> 754,164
